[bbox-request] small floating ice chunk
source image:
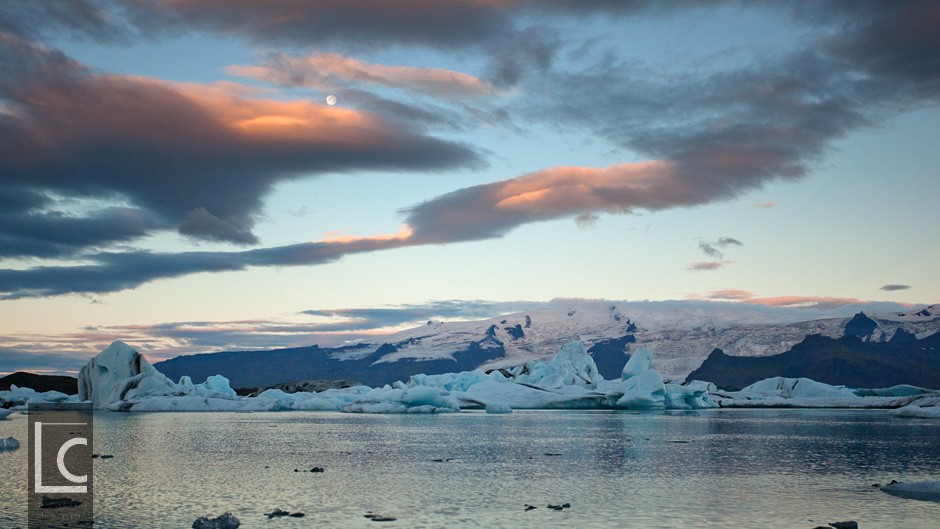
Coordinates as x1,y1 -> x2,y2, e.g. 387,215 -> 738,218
894,404 -> 940,419
485,402 -> 512,414
0,409 -> 14,420
0,437 -> 20,451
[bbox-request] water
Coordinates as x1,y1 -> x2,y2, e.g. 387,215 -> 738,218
1,409 -> 939,528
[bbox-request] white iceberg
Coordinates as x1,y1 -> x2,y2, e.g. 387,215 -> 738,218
881,480 -> 940,501
0,385 -> 78,409
712,376 -> 940,410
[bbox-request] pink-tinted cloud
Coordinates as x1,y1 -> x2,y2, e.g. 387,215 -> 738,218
687,260 -> 734,272
705,289 -> 756,301
402,161 -> 683,244
229,52 -> 497,99
742,295 -> 868,310
752,201 -> 775,208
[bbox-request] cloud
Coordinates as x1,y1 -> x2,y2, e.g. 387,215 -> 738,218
880,284 -> 911,291
695,290 -> 871,310
301,300 -> 539,330
743,295 -> 867,310
704,289 -> 755,301
574,213 -> 599,228
229,52 -> 497,99
752,201 -> 775,208
0,206 -> 169,258
0,232 -> 420,299
689,290 -> 920,312
688,261 -> 733,272
403,161 -> 683,244
698,237 -> 742,260
698,242 -> 723,260
0,36 -> 481,249
125,0 -> 517,50
0,1 -> 127,43
2,2 -> 939,297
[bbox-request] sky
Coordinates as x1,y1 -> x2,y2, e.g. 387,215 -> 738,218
1,1 -> 938,374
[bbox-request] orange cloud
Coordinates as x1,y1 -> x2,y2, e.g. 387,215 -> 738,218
319,226 -> 415,245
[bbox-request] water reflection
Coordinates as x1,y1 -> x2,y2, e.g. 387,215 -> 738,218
0,409 -> 938,528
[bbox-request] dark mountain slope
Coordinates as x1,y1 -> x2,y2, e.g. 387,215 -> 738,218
0,372 -> 78,394
686,331 -> 940,390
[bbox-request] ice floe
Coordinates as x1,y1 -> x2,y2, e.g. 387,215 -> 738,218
712,377 -> 940,410
881,480 -> 940,501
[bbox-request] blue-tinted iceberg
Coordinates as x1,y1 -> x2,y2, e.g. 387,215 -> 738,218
713,377 -> 940,411
69,340 -> 716,413
0,437 -> 19,451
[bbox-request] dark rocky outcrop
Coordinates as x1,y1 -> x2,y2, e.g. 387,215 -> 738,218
0,372 -> 77,394
192,513 -> 240,529
843,312 -> 877,340
587,335 -> 635,380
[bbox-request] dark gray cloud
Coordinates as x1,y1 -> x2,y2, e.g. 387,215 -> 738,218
880,284 -> 911,292
0,348 -> 92,375
698,242 -> 721,260
0,206 -> 169,258
698,237 -> 743,260
0,0 -> 127,43
302,300 -> 540,330
124,0 -> 514,50
0,234 -> 416,299
178,208 -> 258,245
0,35 -> 482,250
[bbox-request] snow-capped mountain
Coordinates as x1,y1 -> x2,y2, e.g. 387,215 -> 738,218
356,300 -> 940,379
154,300 -> 940,388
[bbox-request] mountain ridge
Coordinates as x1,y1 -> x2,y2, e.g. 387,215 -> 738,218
153,301 -> 940,388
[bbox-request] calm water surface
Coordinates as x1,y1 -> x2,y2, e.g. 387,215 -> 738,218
1,409 -> 939,528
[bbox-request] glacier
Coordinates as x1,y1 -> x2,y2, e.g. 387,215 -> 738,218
3,340 -> 938,416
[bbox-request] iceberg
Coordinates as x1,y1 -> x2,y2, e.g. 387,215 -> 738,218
65,339 -> 717,413
0,385 -> 78,410
881,481 -> 940,501
894,394 -> 940,419
0,437 -> 19,451
712,377 -> 940,411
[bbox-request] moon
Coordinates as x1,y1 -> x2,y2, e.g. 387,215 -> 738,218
326,94 -> 337,106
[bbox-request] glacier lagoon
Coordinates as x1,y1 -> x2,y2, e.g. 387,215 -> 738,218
2,409 -> 939,528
